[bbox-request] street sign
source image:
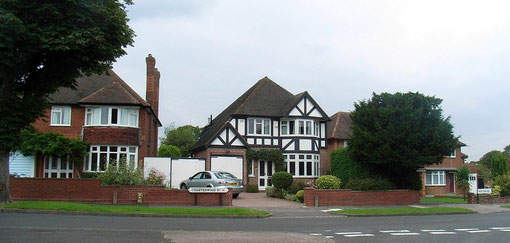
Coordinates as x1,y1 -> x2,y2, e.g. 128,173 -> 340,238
188,187 -> 229,193
477,188 -> 492,194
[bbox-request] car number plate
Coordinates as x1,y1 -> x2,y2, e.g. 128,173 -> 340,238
229,183 -> 238,186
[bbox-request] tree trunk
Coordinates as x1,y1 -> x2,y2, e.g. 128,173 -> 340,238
0,151 -> 11,204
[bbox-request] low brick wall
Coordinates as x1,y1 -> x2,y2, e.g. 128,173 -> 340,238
9,177 -> 232,206
468,193 -> 510,204
303,188 -> 420,206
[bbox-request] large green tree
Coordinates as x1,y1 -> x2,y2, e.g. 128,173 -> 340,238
349,92 -> 457,189
490,151 -> 509,178
160,125 -> 202,157
0,0 -> 134,203
479,150 -> 503,169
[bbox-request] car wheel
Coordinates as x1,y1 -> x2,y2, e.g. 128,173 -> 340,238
233,193 -> 239,199
180,184 -> 187,190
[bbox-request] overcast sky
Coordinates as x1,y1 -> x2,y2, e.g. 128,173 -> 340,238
113,0 -> 510,161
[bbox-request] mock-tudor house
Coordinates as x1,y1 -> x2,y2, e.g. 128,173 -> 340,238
9,54 -> 161,178
327,111 -> 468,196
191,77 -> 330,190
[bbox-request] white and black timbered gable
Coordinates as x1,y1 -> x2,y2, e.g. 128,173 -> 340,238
285,93 -> 329,120
208,123 -> 248,148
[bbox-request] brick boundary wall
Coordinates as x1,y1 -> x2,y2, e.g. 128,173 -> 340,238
468,193 -> 510,204
303,188 -> 420,206
9,177 -> 232,206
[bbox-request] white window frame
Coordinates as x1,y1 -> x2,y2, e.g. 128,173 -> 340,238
44,155 -> 73,178
50,106 -> 71,126
449,149 -> 456,158
425,171 -> 446,186
283,153 -> 320,178
84,145 -> 138,172
247,117 -> 271,136
281,119 -> 320,137
85,106 -> 139,128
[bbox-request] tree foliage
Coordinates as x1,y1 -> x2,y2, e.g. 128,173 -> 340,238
158,144 -> 181,157
271,172 -> 293,191
246,149 -> 284,172
479,150 -> 502,170
18,128 -> 88,164
494,174 -> 510,197
456,166 -> 470,199
0,0 -> 134,203
349,92 -> 457,189
160,124 -> 201,157
490,151 -> 509,178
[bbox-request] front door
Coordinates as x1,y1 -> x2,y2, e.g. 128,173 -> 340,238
259,160 -> 274,190
448,173 -> 455,193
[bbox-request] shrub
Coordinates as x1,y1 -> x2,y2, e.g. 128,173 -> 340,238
316,175 -> 341,189
289,181 -> 307,194
494,174 -> 510,196
345,177 -> 394,190
98,160 -> 144,185
246,185 -> 259,193
271,171 -> 293,191
492,185 -> 502,196
284,193 -> 297,202
330,147 -> 368,186
158,144 -> 181,157
145,168 -> 166,185
265,186 -> 284,198
296,190 -> 304,202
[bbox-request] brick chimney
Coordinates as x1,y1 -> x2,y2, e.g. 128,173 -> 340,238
146,54 -> 160,116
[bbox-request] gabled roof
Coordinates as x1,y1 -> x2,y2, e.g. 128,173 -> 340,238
48,69 -> 161,125
327,111 -> 352,140
49,70 -> 149,106
191,77 -> 328,152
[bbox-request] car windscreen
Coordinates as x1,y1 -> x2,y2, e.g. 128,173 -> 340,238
215,172 -> 237,179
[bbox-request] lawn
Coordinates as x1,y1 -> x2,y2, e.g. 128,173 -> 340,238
0,201 -> 269,216
420,197 -> 467,204
329,207 -> 473,216
502,205 -> 510,209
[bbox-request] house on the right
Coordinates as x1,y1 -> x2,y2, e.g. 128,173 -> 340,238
327,111 -> 469,196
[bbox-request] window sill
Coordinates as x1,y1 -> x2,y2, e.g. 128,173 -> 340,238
425,184 -> 446,187
50,124 -> 71,127
83,125 -> 139,129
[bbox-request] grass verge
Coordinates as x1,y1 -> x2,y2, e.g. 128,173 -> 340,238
1,201 -> 269,216
330,207 -> 473,216
502,205 -> 510,209
420,197 -> 467,204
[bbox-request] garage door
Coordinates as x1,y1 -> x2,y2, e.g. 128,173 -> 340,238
211,156 -> 243,180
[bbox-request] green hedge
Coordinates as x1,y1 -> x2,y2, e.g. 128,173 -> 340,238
330,147 -> 368,187
271,171 -> 293,191
345,177 -> 394,190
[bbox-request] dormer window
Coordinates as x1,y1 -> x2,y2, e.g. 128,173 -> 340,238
50,106 -> 71,126
247,118 -> 271,135
85,106 -> 138,127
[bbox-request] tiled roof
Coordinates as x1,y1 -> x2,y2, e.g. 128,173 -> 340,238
49,70 -> 149,106
327,111 -> 352,140
191,77 -> 328,152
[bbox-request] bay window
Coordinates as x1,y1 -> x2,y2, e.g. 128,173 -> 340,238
84,145 -> 138,172
85,106 -> 138,127
283,153 -> 319,177
281,119 -> 320,137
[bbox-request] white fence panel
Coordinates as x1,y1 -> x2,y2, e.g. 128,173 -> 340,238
171,158 -> 206,189
144,157 -> 171,186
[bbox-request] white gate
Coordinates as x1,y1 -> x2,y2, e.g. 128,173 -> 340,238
144,157 -> 205,188
469,173 -> 478,193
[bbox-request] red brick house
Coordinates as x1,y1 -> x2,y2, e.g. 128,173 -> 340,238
9,54 -> 161,178
191,77 -> 330,190
326,111 -> 468,195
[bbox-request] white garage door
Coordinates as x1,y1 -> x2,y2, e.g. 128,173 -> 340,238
211,156 -> 243,180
